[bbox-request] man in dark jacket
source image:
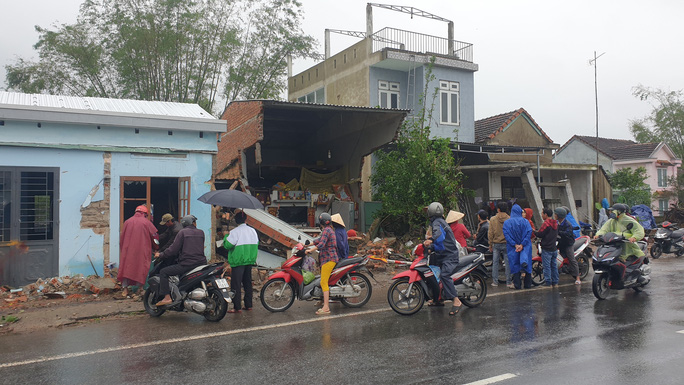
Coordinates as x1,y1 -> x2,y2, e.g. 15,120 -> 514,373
535,208 -> 559,287
158,214 -> 183,254
154,215 -> 207,306
474,210 -> 489,248
424,202 -> 463,315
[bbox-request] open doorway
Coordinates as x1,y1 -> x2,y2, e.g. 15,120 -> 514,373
120,177 -> 189,232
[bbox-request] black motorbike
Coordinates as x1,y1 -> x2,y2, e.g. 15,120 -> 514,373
471,244 -> 506,284
144,259 -> 232,321
591,229 -> 650,300
650,221 -> 684,258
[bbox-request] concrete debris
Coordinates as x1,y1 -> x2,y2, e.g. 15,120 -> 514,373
0,273 -> 121,306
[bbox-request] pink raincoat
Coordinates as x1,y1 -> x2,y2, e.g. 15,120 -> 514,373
118,212 -> 158,285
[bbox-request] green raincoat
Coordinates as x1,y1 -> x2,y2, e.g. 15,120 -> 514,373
595,213 -> 645,259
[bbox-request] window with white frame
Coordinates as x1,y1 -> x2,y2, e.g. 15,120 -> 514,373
659,199 -> 668,213
378,81 -> 399,109
439,80 -> 460,125
657,168 -> 668,187
297,87 -> 325,104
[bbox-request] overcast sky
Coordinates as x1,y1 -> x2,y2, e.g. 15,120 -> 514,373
1,0 -> 683,146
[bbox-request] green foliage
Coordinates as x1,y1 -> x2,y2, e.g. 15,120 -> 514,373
4,0 -> 316,115
630,85 -> 684,160
371,59 -> 464,232
608,167 -> 651,207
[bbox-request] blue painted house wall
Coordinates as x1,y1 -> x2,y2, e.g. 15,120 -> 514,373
369,65 -> 475,142
0,102 -> 224,282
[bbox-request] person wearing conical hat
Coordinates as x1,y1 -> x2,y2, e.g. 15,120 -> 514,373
331,213 -> 349,259
446,210 -> 470,248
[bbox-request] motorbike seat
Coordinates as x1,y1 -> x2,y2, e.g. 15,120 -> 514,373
457,253 -> 479,267
671,229 -> 684,238
572,237 -> 588,251
335,256 -> 364,269
181,265 -> 209,277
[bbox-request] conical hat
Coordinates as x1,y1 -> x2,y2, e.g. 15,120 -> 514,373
446,210 -> 465,224
331,213 -> 345,227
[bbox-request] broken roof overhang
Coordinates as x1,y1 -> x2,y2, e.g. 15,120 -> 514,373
458,161 -> 598,172
224,100 -> 408,182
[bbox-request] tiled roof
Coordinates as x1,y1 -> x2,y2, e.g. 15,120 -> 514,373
474,108 -> 553,144
570,135 -> 659,160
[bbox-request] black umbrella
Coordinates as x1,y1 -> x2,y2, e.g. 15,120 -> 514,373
197,189 -> 264,210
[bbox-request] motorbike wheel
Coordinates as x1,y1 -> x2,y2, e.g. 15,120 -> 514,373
650,243 -> 663,259
203,288 -> 228,322
530,260 -> 544,286
497,255 -> 507,284
260,278 -> 295,312
460,272 -> 487,308
578,254 -> 590,280
143,288 -> 166,317
387,277 -> 424,316
340,272 -> 372,308
592,273 -> 610,300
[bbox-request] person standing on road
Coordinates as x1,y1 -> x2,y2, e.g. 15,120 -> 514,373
489,202 -> 513,288
446,210 -> 470,248
331,213 -> 350,259
556,207 -> 581,285
474,210 -> 489,249
118,205 -> 159,298
424,202 -> 463,316
503,204 -> 534,289
223,210 -> 259,313
154,215 -> 207,306
306,213 -> 339,315
535,208 -> 559,288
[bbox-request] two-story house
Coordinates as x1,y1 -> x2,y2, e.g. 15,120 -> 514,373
554,135 -> 681,215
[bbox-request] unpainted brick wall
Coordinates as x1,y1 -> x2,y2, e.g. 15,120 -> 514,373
79,152 -> 112,266
216,101 -> 265,179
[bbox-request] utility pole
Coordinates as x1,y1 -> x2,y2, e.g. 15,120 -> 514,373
589,51 -> 606,169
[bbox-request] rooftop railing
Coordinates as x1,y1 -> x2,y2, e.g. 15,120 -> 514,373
371,27 -> 473,62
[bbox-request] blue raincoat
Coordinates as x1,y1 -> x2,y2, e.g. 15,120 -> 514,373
503,204 -> 533,274
565,211 -> 581,238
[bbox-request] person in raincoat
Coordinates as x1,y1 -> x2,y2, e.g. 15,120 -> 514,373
597,198 -> 610,229
503,204 -> 533,289
118,205 -> 159,298
594,203 -> 645,261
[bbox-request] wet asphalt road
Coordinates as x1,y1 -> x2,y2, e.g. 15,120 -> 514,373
2,257 -> 684,384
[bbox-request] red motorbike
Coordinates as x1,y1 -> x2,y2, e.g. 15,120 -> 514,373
530,235 -> 592,285
259,242 -> 373,312
386,249 -> 488,316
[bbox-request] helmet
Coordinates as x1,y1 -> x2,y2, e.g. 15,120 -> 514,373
427,202 -> 444,218
609,203 -> 629,214
318,212 -> 332,226
180,215 -> 197,227
553,207 -> 567,219
135,205 -> 149,214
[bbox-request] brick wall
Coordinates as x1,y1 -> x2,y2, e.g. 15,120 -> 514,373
216,101 -> 265,179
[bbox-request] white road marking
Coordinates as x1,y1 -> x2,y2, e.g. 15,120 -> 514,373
0,280 -> 577,369
463,373 -> 518,385
677,330 -> 684,334
0,307 -> 389,369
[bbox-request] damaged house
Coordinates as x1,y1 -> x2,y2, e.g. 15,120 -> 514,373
0,92 -> 225,286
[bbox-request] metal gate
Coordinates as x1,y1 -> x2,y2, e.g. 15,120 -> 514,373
0,167 -> 59,287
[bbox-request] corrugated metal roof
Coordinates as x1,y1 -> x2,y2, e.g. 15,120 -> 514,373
243,208 -> 315,245
0,91 -> 214,120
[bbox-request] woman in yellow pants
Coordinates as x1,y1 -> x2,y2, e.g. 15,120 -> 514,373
306,213 -> 340,315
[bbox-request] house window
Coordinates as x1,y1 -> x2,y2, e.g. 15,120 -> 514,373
657,168 -> 668,187
378,81 -> 399,109
501,177 -> 525,200
297,87 -> 325,104
659,199 -> 668,214
439,80 -> 460,125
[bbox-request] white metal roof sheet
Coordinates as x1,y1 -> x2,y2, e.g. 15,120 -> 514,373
0,91 -> 214,120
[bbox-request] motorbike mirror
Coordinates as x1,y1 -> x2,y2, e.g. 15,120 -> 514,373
305,240 -> 310,246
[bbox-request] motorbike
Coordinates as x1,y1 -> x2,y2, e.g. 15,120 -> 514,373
529,236 -> 592,285
387,251 -> 488,316
650,221 -> 684,259
144,259 -> 232,322
260,242 -> 374,312
591,228 -> 650,300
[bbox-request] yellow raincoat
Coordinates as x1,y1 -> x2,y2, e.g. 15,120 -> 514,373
596,213 -> 645,260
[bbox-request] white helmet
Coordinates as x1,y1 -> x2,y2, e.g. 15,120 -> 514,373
427,202 -> 444,218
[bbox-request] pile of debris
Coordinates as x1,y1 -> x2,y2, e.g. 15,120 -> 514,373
664,206 -> 684,225
1,275 -> 119,308
352,236 -> 416,271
